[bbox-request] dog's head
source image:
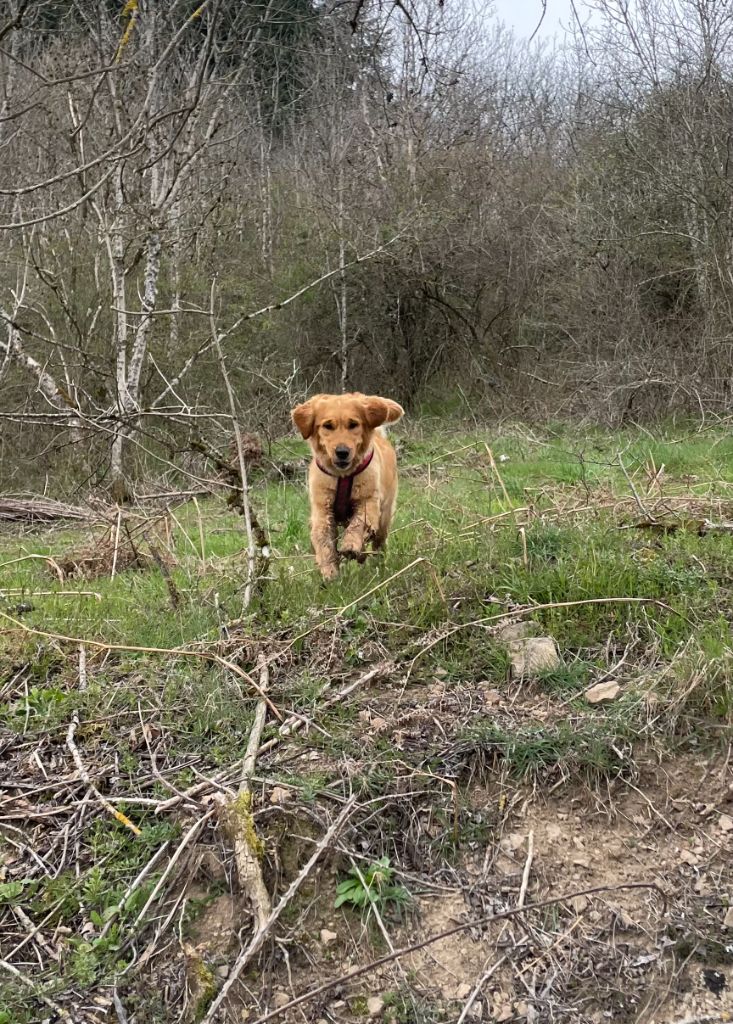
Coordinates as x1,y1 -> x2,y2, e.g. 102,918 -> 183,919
291,392 -> 403,474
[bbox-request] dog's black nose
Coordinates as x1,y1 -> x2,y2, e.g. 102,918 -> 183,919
335,445 -> 351,460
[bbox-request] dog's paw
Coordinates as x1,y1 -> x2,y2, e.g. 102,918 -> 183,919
320,563 -> 339,581
340,544 -> 367,564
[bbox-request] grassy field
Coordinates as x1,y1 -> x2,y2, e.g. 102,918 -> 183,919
1,422 -> 732,1023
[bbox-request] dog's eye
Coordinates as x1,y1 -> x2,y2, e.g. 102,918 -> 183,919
347,421 -> 359,430
322,422 -> 335,431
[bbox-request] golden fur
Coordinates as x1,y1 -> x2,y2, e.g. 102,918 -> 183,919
291,392 -> 404,579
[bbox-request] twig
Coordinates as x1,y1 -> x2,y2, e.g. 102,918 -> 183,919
247,881 -> 664,1024
78,643 -> 87,692
210,278 -> 258,612
0,958 -> 71,1020
12,905 -> 58,961
111,508 -> 123,579
66,712 -> 141,835
456,955 -> 507,1024
228,653 -> 272,931
518,830 -> 534,908
618,452 -> 652,519
99,840 -> 171,941
192,495 -> 206,570
201,796 -> 358,1023
129,810 -> 215,932
484,444 -> 512,507
113,988 -> 130,1024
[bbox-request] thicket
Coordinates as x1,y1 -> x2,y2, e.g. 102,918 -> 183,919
2,0 -> 733,493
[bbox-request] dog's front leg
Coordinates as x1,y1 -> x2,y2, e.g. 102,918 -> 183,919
341,497 -> 380,562
311,511 -> 339,580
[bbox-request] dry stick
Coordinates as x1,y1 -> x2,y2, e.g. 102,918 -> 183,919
110,508 -> 123,579
228,653 -> 272,931
78,643 -> 88,692
130,810 -> 215,932
201,796 -> 358,1024
0,589 -> 102,599
0,610 -> 282,721
192,495 -> 206,570
247,881 -> 663,1024
484,443 -> 512,507
0,958 -> 72,1020
98,841 -> 171,941
518,829 -> 534,908
618,452 -> 653,519
455,955 -> 507,1024
66,713 -> 141,836
12,904 -> 58,962
210,278 -> 257,612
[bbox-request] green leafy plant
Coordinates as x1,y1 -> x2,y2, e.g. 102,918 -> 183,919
334,858 -> 410,916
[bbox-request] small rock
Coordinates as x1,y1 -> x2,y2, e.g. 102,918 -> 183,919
367,995 -> 385,1017
723,906 -> 733,929
215,965 -> 229,980
571,894 -> 589,913
496,1005 -> 513,1023
585,681 -> 621,704
272,991 -> 290,1009
572,853 -> 590,868
269,786 -> 291,806
320,929 -> 338,945
508,637 -> 561,679
679,849 -> 699,866
500,832 -> 527,854
496,621 -> 534,642
719,813 -> 733,833
455,983 -> 472,1000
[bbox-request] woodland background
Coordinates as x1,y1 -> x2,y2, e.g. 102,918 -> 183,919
2,0 -> 733,496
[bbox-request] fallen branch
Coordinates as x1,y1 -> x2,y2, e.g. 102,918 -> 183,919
247,881 -> 664,1024
225,653 -> 272,931
66,713 -> 141,836
201,796 -> 358,1023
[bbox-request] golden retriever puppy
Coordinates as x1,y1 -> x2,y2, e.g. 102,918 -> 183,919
291,392 -> 404,580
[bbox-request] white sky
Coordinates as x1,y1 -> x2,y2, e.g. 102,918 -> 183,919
490,0 -> 585,39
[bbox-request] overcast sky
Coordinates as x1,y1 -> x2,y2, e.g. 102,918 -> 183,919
490,0 -> 585,40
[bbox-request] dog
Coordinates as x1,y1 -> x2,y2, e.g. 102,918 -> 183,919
291,392 -> 404,580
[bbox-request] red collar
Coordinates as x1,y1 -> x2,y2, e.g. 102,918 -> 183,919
316,449 -> 374,523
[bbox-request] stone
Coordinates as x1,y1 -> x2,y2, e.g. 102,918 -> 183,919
508,637 -> 561,679
367,995 -> 385,1017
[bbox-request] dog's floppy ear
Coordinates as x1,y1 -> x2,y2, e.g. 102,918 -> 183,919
291,399 -> 316,439
361,396 -> 404,429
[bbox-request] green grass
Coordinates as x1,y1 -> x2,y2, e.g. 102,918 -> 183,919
1,421 -> 733,1020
